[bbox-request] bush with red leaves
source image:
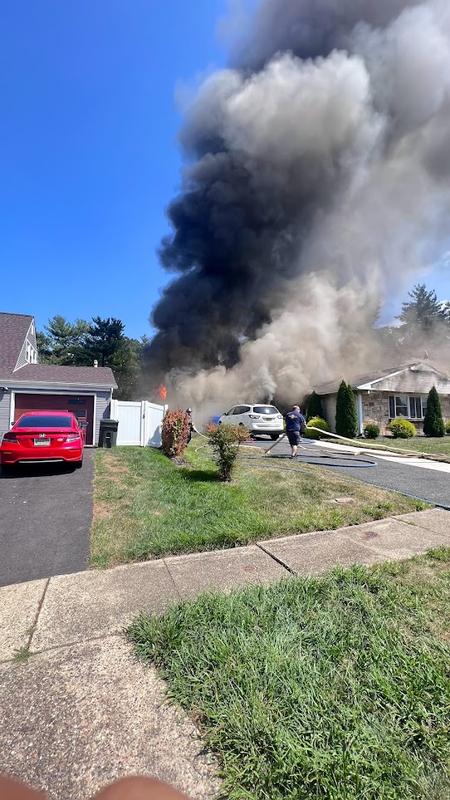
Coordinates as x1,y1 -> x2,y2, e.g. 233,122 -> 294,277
161,409 -> 191,458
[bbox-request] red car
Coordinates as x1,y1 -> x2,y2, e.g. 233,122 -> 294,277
1,411 -> 85,469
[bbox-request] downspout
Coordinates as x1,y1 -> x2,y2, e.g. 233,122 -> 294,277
356,391 -> 364,436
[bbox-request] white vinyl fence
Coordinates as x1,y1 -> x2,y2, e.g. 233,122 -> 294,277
110,400 -> 166,447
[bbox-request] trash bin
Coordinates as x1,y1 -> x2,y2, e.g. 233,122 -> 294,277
99,419 -> 119,448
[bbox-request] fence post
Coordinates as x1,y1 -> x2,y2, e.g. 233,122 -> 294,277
140,401 -> 145,447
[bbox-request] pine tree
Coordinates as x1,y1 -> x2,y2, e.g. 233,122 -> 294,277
306,391 -> 324,421
423,386 -> 445,437
399,284 -> 447,333
42,316 -> 88,365
335,381 -> 358,439
83,317 -> 125,367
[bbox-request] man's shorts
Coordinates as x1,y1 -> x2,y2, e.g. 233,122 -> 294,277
287,430 -> 300,446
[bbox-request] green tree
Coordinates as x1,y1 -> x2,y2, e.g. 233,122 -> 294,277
335,381 -> 358,439
423,386 -> 445,437
36,314 -> 146,399
36,331 -> 53,364
306,391 -> 324,421
110,337 -> 144,400
82,317 -> 125,367
39,316 -> 89,365
398,284 -> 447,333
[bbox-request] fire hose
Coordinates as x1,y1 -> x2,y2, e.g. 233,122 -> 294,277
260,428 -> 376,467
192,428 -> 377,468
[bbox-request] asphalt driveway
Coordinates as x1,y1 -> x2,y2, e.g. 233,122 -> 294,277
0,451 -> 94,587
249,437 -> 450,509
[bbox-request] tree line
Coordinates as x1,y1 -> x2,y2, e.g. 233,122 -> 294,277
37,316 -> 149,400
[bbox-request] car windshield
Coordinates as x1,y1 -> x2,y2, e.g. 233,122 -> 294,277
17,415 -> 73,428
253,406 -> 278,415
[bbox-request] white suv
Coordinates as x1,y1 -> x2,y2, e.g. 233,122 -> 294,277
219,404 -> 284,439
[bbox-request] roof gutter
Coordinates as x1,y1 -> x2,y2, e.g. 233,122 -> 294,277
0,380 -> 116,391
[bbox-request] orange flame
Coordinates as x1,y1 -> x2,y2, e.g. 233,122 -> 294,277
158,384 -> 167,402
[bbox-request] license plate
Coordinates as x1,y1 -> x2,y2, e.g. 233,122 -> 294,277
34,438 -> 50,446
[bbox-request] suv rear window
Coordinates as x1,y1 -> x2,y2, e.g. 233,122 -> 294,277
17,415 -> 73,428
253,406 -> 278,415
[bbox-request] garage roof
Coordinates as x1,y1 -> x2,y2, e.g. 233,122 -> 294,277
0,363 -> 117,388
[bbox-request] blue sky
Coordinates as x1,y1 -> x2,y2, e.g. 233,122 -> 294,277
1,1 -> 449,340
1,0 -> 228,338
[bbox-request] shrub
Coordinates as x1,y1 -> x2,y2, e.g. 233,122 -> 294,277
423,386 -> 445,437
364,421 -> 380,439
303,416 -> 330,439
446,420 -> 450,435
335,381 -> 358,439
387,418 -> 416,439
161,409 -> 191,458
207,423 -> 249,481
306,391 -> 324,421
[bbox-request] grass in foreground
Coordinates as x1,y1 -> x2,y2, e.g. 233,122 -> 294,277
129,550 -> 450,800
91,443 -> 428,567
358,436 -> 450,457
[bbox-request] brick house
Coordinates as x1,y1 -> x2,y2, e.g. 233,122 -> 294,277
0,312 -> 117,445
314,360 -> 450,435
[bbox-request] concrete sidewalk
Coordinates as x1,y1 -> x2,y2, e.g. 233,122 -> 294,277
1,508 -> 449,800
1,508 -> 448,661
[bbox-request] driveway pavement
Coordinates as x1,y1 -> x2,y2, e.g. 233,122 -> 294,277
249,437 -> 450,508
0,451 -> 93,587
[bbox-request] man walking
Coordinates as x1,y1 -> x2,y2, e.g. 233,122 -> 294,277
285,405 -> 306,458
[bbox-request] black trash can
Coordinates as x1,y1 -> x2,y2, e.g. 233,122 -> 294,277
99,419 -> 119,448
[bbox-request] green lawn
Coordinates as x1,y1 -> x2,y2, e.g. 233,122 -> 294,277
370,437 -> 450,456
130,550 -> 450,800
91,441 -> 427,568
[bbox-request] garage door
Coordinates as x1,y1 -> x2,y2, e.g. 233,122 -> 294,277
14,394 -> 94,445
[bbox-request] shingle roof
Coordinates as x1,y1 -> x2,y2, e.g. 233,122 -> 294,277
313,360 -> 449,395
1,363 -> 117,388
0,312 -> 33,371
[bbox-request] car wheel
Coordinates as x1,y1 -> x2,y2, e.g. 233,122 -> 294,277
75,460 -> 83,469
270,434 -> 279,441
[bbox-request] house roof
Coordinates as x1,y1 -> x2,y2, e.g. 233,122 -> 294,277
0,363 -> 117,388
0,312 -> 33,372
0,311 -> 117,389
314,360 -> 450,395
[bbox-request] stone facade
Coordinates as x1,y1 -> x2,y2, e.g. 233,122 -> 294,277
361,390 -> 450,435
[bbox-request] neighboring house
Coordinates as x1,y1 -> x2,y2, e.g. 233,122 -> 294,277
314,360 -> 450,435
0,312 -> 117,445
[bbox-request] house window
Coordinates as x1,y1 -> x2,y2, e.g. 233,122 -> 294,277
409,396 -> 422,419
395,395 -> 408,417
389,395 -> 426,419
